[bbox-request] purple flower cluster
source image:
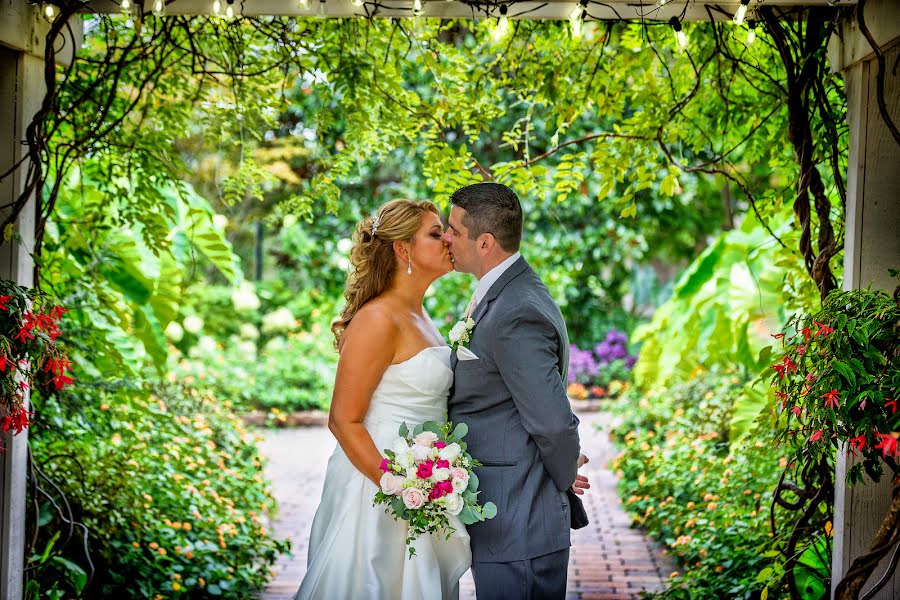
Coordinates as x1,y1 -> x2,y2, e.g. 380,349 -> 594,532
567,329 -> 637,384
594,329 -> 637,369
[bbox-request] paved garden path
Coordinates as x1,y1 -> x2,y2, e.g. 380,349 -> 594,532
257,410 -> 676,600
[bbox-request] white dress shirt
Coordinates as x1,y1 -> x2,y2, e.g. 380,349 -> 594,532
474,252 -> 522,308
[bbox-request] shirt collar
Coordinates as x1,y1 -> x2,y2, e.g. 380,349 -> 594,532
475,252 -> 521,307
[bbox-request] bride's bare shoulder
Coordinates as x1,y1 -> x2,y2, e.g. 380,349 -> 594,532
340,298 -> 401,349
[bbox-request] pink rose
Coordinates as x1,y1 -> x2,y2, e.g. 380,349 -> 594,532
417,461 -> 434,479
380,458 -> 392,473
402,487 -> 426,509
414,431 -> 438,447
436,459 -> 450,469
435,441 -> 446,449
450,467 -> 469,482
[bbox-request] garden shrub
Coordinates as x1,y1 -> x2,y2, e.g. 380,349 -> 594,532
611,371 -> 790,598
29,380 -> 290,598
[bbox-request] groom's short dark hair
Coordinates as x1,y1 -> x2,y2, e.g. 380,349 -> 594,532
449,183 -> 523,252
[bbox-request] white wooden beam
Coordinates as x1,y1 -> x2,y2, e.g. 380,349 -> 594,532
83,0 -> 854,21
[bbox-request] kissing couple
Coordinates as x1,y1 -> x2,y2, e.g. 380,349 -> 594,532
295,182 -> 591,600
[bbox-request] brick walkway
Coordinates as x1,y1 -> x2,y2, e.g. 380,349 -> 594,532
257,410 -> 676,600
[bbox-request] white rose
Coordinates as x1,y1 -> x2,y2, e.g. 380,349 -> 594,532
451,477 -> 468,493
402,487 -> 426,510
405,466 -> 418,480
438,443 -> 462,462
380,473 -> 404,496
411,444 -> 431,462
431,467 -> 451,482
443,493 -> 464,516
448,321 -> 466,343
391,437 -> 410,455
414,431 -> 438,448
396,451 -> 415,469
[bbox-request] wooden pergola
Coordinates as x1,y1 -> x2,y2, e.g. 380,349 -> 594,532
1,0 -> 898,597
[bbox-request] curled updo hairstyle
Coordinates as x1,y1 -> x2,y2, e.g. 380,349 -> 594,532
331,199 -> 441,349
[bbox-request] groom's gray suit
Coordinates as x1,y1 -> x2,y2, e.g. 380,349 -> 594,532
449,256 -> 580,599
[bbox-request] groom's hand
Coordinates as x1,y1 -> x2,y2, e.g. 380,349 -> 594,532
577,453 -> 589,469
571,474 -> 590,495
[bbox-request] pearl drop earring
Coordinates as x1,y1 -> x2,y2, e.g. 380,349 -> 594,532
407,258 -> 412,276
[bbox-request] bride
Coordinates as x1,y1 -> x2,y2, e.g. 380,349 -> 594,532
295,199 -> 471,599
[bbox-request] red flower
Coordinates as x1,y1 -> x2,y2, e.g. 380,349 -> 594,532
428,480 -> 454,500
814,320 -> 835,337
771,333 -> 786,345
822,389 -> 840,410
379,458 -> 392,473
875,433 -> 899,459
1,406 -> 31,435
802,326 -> 812,342
43,356 -> 73,376
809,430 -> 824,443
436,459 -> 450,469
416,460 -> 434,480
51,306 -> 68,320
13,327 -> 34,344
887,399 -> 897,415
791,406 -> 802,416
849,434 -> 867,452
783,356 -> 797,372
434,441 -> 446,449
0,355 -> 8,373
52,374 -> 74,390
772,363 -> 787,378
797,345 -> 807,356
0,295 -> 12,311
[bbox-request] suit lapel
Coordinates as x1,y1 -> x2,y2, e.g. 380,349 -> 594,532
472,256 -> 529,328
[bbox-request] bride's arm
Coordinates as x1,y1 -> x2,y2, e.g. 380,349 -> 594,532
328,305 -> 397,486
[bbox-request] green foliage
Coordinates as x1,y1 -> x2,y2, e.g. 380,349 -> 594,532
610,371 -> 791,598
29,381 -> 289,598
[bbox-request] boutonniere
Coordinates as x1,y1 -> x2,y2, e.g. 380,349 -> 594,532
448,317 -> 475,350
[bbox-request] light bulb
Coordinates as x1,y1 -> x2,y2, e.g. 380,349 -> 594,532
747,28 -> 756,44
42,3 -> 59,21
733,0 -> 749,25
152,0 -> 166,16
568,3 -> 583,22
571,17 -> 582,38
212,0 -> 222,13
413,0 -> 422,13
352,0 -> 364,6
225,0 -> 235,18
675,30 -> 688,48
492,6 -> 509,41
298,0 -> 309,7
121,0 -> 132,13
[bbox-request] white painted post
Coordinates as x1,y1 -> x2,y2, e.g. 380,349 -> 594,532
828,0 -> 900,596
0,4 -> 79,598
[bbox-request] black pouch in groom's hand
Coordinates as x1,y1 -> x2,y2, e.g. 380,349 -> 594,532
566,489 -> 589,529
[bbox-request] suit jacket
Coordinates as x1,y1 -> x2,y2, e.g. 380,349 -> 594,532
449,256 -> 581,563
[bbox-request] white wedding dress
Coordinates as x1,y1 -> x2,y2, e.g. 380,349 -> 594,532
295,345 -> 472,600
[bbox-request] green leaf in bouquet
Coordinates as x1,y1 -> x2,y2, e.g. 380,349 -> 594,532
413,423 -> 424,436
421,421 -> 442,434
452,422 -> 469,439
467,471 -> 479,492
398,422 -> 409,438
482,502 -> 497,519
462,490 -> 477,503
390,496 -> 407,519
459,505 -> 483,525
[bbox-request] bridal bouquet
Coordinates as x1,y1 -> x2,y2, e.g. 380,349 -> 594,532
374,420 -> 496,557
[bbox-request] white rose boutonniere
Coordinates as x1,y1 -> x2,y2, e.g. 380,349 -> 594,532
448,317 -> 475,350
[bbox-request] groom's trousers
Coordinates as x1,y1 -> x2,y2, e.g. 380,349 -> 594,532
470,547 -> 570,600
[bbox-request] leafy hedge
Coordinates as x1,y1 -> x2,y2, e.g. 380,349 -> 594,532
610,371 -> 794,599
29,381 -> 290,598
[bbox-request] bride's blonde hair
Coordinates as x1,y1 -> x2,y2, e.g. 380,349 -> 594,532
331,199 -> 441,349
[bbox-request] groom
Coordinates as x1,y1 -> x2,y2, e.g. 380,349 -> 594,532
444,182 -> 587,599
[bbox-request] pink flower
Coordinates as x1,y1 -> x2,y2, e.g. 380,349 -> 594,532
849,434 -> 867,452
416,461 -> 434,480
436,459 -> 450,469
822,389 -> 840,410
450,467 -> 468,482
402,487 -> 426,509
809,430 -> 824,443
379,458 -> 392,473
435,441 -> 446,449
428,480 -> 454,500
380,473 -> 404,496
886,399 -> 897,415
414,431 -> 438,448
791,406 -> 802,416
